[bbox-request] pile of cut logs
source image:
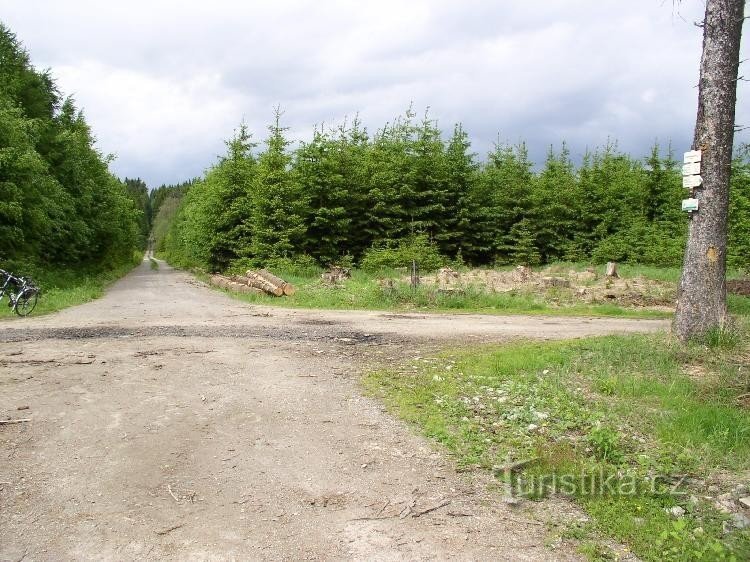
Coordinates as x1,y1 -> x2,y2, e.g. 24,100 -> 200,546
210,269 -> 296,297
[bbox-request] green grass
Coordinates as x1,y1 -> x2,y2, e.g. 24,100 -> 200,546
206,267 -> 674,319
363,329 -> 750,561
199,262 -> 750,319
0,253 -> 142,319
549,263 -> 746,283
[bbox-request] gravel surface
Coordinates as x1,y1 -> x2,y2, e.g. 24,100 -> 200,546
0,257 -> 667,561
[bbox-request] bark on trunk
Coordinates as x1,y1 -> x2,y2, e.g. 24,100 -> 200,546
257,269 -> 296,295
245,271 -> 284,296
209,275 -> 265,295
674,0 -> 745,341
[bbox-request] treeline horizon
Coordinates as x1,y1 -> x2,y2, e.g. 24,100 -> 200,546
153,108 -> 750,272
0,23 -> 147,274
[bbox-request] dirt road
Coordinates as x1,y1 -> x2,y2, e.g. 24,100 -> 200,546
1,258 -> 667,561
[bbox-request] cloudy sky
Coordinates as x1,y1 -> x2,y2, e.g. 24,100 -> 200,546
1,1 -> 747,187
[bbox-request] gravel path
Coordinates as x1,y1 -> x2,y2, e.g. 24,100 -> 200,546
0,258 -> 667,561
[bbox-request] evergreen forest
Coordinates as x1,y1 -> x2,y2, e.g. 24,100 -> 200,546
0,23 -> 147,278
156,108 -> 750,273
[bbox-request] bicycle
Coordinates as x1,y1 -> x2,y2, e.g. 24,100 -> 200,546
0,268 -> 40,316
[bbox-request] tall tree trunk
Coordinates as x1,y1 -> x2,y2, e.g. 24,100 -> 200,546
674,0 -> 745,342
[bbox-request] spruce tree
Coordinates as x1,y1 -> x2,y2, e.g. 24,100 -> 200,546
295,127 -> 351,264
250,109 -> 307,263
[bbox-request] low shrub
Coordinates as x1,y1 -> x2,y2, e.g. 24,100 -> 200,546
360,235 -> 447,273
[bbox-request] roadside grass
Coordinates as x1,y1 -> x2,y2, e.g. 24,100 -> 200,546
0,253 -> 142,319
208,267 -> 674,319
196,261 -> 750,319
728,294 -> 750,316
362,328 -> 750,561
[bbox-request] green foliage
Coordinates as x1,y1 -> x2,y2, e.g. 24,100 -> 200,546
728,145 -> 750,269
0,23 -> 142,275
295,127 -> 352,264
158,108 -> 750,274
250,109 -> 306,263
360,235 -> 447,272
123,177 -> 150,249
587,424 -> 624,463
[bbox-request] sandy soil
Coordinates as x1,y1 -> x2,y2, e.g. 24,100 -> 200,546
0,258 -> 668,561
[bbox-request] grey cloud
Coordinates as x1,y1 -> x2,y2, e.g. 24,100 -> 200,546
0,0 -> 746,187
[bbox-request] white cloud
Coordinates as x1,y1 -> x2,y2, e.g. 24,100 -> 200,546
0,0 -> 746,185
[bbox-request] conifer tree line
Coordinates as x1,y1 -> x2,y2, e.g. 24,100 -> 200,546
0,23 -> 146,272
160,107 -> 750,272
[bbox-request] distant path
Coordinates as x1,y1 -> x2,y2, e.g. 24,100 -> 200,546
0,258 -> 666,560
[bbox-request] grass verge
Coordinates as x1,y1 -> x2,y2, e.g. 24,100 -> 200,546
363,329 -> 750,561
194,261 -> 749,319
205,268 -> 676,319
0,253 -> 142,319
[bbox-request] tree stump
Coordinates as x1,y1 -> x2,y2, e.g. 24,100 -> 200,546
605,262 -> 619,278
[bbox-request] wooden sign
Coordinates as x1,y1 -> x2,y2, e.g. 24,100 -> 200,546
682,162 -> 701,176
682,175 -> 703,188
682,198 -> 699,212
683,150 -> 702,164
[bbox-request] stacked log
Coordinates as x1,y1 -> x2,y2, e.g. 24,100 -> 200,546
209,275 -> 265,295
210,270 -> 295,297
257,269 -> 296,296
244,270 -> 295,296
245,270 -> 284,296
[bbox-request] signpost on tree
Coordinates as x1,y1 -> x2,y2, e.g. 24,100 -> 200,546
674,0 -> 746,342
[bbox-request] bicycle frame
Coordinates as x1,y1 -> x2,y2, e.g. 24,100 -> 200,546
0,269 -> 19,304
0,268 -> 39,315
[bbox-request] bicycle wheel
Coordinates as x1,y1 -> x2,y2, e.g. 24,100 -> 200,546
14,287 -> 38,316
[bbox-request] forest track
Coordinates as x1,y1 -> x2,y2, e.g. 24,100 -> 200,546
0,257 -> 667,561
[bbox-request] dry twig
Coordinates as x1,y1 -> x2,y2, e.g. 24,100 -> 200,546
155,523 -> 183,535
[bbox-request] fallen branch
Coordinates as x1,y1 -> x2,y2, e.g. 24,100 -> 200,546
155,523 -> 183,535
412,499 -> 450,518
375,499 -> 390,517
0,359 -> 94,365
167,484 -> 179,502
0,418 -> 31,425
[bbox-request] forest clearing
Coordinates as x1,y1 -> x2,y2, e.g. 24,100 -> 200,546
2,1 -> 750,561
207,261 -> 750,319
